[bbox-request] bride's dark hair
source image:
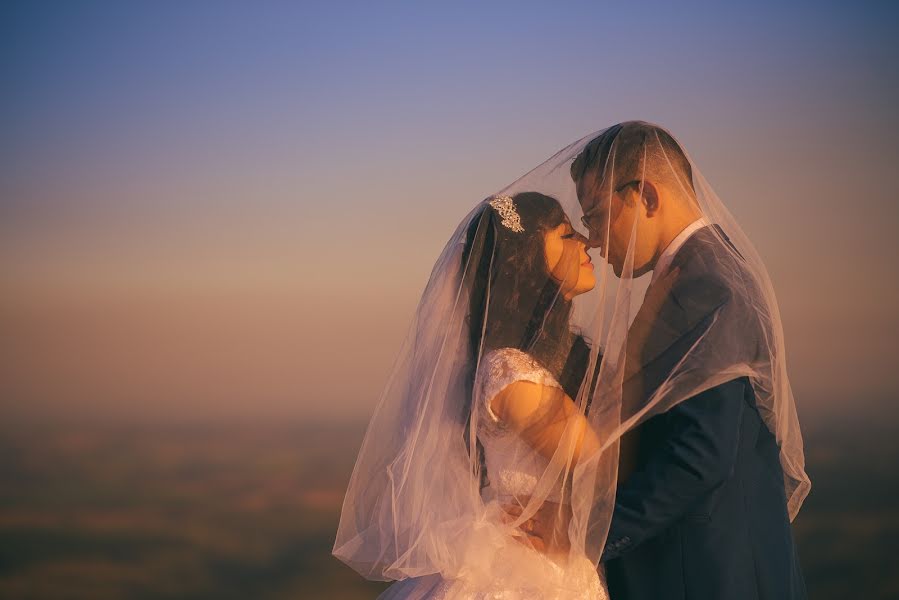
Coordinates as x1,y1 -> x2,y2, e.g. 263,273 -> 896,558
460,192 -> 596,488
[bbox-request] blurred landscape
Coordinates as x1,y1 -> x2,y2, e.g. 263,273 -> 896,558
0,421 -> 387,599
0,417 -> 897,599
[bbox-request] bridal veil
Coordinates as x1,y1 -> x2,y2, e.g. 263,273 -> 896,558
333,121 -> 809,586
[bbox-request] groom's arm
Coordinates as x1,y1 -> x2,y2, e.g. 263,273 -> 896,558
601,377 -> 746,562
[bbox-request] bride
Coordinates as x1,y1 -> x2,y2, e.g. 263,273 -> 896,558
334,191 -> 611,599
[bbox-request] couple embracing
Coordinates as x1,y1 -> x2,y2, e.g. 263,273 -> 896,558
334,121 -> 810,600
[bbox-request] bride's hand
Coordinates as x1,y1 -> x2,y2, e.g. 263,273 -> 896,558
501,503 -> 548,552
513,530 -> 547,553
501,502 -> 523,522
501,501 -> 571,555
502,506 -> 547,552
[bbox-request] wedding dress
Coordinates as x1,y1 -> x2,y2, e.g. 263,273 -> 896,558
378,348 -> 609,600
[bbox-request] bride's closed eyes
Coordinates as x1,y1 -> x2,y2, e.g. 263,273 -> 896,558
560,222 -> 582,239
561,225 -> 589,245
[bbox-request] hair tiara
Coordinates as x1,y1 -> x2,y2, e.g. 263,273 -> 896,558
487,195 -> 524,233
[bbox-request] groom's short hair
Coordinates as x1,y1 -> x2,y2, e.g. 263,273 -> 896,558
570,121 -> 695,196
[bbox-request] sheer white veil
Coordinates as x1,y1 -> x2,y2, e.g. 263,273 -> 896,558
333,121 -> 809,590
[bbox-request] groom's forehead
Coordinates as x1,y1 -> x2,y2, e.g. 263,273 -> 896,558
578,170 -> 610,203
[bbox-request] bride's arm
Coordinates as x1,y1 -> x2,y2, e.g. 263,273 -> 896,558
491,380 -> 600,465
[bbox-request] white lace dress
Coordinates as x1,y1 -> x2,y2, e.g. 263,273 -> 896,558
379,348 -> 608,600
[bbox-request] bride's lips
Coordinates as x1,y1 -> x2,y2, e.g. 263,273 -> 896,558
581,259 -> 594,269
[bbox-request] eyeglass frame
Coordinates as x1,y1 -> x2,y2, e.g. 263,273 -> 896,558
579,179 -> 643,230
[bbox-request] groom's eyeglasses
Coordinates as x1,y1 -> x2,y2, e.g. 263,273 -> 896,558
579,180 -> 642,230
580,211 -> 602,230
616,179 -> 643,194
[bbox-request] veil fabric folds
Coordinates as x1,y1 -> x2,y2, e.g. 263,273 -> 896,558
333,121 -> 809,592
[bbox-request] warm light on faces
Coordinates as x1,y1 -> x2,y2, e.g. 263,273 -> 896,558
543,221 -> 596,298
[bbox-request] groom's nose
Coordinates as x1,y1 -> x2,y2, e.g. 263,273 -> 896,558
585,233 -> 604,250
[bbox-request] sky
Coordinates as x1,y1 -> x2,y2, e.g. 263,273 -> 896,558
2,1 -> 897,425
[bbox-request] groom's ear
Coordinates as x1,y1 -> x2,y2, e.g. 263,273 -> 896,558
639,180 -> 660,217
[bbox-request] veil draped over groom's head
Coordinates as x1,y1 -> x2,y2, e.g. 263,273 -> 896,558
334,121 -> 809,583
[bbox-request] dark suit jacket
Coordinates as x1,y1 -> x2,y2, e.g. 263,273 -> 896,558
601,226 -> 806,600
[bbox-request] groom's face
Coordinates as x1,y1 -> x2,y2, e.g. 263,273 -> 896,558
576,169 -> 635,277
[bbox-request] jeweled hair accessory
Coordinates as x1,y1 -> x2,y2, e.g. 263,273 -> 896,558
488,195 -> 524,233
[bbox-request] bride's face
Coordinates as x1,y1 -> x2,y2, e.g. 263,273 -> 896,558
543,220 -> 596,298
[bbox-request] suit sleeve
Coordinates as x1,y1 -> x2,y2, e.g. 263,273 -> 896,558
602,377 -> 746,561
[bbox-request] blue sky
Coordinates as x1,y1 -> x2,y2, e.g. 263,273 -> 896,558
2,1 -> 897,422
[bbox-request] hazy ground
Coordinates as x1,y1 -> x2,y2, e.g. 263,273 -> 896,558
0,418 -> 896,599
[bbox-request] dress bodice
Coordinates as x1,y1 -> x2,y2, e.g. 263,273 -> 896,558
380,347 -> 609,599
475,347 -> 566,503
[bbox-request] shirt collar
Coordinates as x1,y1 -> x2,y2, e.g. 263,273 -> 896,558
650,217 -> 709,286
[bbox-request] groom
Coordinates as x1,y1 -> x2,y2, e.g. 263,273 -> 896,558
569,122 -> 807,599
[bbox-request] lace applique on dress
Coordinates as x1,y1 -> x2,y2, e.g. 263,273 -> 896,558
477,347 -> 563,425
474,348 -> 566,502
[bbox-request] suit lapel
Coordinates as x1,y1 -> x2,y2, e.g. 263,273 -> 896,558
622,226 -> 731,393
623,266 -> 683,383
